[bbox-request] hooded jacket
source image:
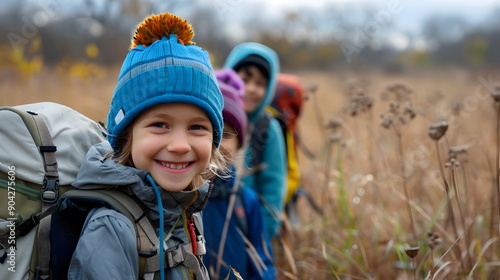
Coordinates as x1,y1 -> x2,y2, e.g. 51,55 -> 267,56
68,142 -> 210,280
224,42 -> 287,238
202,167 -> 275,280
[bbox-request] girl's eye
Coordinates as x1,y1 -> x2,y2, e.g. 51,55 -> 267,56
190,124 -> 206,131
151,123 -> 167,129
222,131 -> 237,139
257,79 -> 267,88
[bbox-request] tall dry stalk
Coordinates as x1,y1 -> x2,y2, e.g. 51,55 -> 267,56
449,145 -> 474,269
395,128 -> 418,243
449,145 -> 471,216
428,120 -> 469,273
380,83 -> 417,242
346,80 -> 378,204
448,148 -> 473,269
485,84 -> 500,267
308,83 -> 326,141
496,101 -> 500,236
323,118 -> 342,192
213,174 -> 242,280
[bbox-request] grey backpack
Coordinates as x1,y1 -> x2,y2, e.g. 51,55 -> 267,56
0,102 -> 161,280
0,102 -> 208,280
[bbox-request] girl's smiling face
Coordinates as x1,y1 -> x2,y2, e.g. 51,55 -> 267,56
237,65 -> 268,113
130,103 -> 213,191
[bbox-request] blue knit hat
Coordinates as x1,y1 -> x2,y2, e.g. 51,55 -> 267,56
107,13 -> 224,150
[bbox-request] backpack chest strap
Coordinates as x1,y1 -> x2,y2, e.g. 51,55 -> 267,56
144,238 -> 207,268
141,238 -> 207,280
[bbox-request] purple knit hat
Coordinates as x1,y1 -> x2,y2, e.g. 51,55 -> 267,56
215,69 -> 247,146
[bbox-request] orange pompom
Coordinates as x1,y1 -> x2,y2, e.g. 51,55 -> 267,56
130,13 -> 195,49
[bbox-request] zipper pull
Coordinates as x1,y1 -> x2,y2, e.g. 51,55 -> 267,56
188,216 -> 197,255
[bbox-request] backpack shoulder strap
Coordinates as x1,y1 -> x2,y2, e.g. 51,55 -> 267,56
60,189 -> 159,277
29,111 -> 59,279
250,111 -> 273,169
267,106 -> 289,150
98,190 -> 159,278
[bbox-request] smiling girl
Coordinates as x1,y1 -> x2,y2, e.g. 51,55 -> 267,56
68,13 -> 224,280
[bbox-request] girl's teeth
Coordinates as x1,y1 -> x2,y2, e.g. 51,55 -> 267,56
160,162 -> 188,169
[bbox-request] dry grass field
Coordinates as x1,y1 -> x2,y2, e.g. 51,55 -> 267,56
282,68 -> 500,279
3,66 -> 500,279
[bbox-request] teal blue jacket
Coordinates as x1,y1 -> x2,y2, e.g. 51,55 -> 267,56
224,43 -> 286,238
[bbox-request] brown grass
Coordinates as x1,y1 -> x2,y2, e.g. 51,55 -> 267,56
0,66 -> 117,122
280,68 -> 500,279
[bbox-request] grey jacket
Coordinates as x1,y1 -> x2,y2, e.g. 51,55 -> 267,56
68,142 -> 211,280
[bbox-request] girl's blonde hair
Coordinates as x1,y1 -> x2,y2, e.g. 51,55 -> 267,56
109,125 -> 229,190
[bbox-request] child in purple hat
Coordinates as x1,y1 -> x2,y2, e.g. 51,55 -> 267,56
202,69 -> 275,280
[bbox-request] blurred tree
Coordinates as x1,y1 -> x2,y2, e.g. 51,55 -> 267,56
464,37 -> 487,65
1,0 -> 500,70
422,15 -> 469,65
422,15 -> 469,49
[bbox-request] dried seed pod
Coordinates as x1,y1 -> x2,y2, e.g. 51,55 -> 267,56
449,145 -> 469,162
451,102 -> 463,115
350,105 -> 359,116
380,114 -> 394,129
307,84 -> 318,94
428,119 -> 449,141
349,89 -> 374,116
325,118 -> 342,130
365,97 -> 374,109
389,102 -> 400,114
329,133 -> 342,143
404,104 -> 416,119
491,86 -> 500,103
427,232 -> 441,250
450,145 -> 469,155
405,246 -> 420,259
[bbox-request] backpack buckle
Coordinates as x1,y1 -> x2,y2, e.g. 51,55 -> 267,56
164,245 -> 187,268
35,265 -> 50,280
196,235 -> 206,256
138,251 -> 157,258
41,176 -> 59,203
16,214 -> 40,237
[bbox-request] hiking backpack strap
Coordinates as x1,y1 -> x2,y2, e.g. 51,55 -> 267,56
61,189 -> 209,279
250,112 -> 272,171
30,112 -> 59,280
60,189 -> 160,279
97,190 -> 160,279
267,106 -> 289,154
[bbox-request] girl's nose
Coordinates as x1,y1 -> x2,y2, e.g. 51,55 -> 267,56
166,130 -> 191,153
245,81 -> 257,96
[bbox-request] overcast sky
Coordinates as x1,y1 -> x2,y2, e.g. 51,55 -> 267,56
238,0 -> 499,31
